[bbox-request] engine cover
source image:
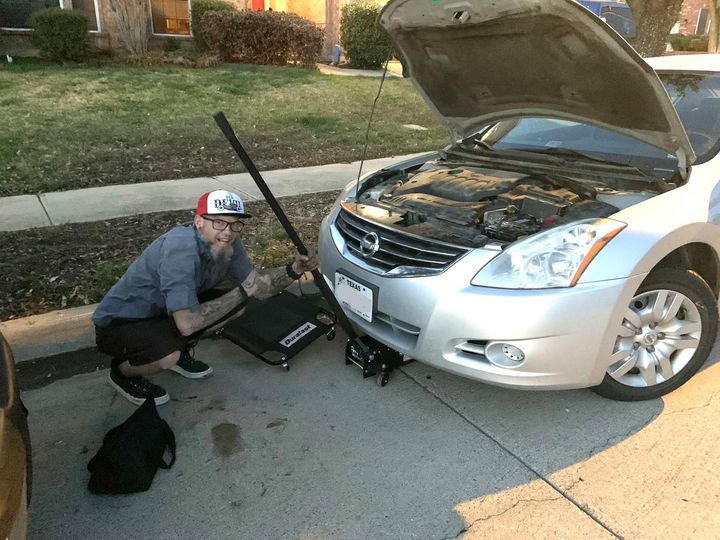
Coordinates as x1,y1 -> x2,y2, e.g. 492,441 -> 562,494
391,168 -> 523,201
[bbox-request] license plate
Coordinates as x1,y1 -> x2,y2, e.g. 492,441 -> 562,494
335,273 -> 373,322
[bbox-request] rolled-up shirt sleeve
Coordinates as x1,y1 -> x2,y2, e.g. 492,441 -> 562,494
158,235 -> 200,314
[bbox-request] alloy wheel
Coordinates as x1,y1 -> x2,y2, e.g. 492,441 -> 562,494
609,288 -> 702,388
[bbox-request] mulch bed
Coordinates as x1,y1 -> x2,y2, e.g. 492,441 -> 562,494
0,191 -> 339,321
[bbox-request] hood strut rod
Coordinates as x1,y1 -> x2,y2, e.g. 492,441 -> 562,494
213,111 -> 358,340
214,111 -> 411,387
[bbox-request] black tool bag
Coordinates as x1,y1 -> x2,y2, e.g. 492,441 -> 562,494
87,398 -> 176,494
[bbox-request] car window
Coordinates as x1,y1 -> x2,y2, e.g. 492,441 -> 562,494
659,72 -> 720,163
482,118 -> 678,179
473,72 -> 720,175
600,7 -> 636,39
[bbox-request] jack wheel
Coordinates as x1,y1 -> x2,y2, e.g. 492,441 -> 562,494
282,362 -> 290,372
326,329 -> 336,341
377,372 -> 390,387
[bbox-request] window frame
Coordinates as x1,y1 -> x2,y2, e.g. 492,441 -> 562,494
696,8 -> 710,35
149,0 -> 193,37
0,0 -> 101,32
1,0 -> 60,31
63,0 -> 101,33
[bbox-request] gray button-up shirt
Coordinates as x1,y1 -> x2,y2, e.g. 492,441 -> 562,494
92,223 -> 254,327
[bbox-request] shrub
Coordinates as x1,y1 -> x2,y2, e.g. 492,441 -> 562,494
668,34 -> 687,51
690,37 -> 709,52
163,38 -> 182,53
30,7 -> 90,63
669,34 -> 709,52
340,2 -> 391,69
202,10 -> 323,68
191,0 -> 236,51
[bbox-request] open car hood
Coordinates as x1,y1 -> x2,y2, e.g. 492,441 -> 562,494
380,0 -> 695,166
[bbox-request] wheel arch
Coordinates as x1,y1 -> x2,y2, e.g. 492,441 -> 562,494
649,242 -> 720,297
582,221 -> 720,287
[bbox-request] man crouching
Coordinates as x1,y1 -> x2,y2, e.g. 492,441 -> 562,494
92,190 -> 318,405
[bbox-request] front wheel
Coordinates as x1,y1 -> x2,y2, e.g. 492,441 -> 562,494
592,269 -> 718,401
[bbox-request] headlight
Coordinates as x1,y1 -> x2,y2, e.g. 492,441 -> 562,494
471,218 -> 626,289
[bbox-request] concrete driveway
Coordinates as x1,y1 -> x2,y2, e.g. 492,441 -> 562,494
23,333 -> 720,539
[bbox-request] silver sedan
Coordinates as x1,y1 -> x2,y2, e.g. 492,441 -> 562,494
319,0 -> 720,400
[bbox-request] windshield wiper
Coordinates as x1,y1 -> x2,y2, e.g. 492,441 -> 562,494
511,147 -> 652,176
515,146 -> 631,165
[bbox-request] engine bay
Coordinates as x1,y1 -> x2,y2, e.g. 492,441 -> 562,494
347,163 -> 658,247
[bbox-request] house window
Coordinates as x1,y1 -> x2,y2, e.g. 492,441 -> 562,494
150,0 -> 190,35
696,8 -> 709,35
0,0 -> 59,29
70,0 -> 99,31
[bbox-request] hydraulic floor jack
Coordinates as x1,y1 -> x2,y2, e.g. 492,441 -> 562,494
213,112 -> 411,385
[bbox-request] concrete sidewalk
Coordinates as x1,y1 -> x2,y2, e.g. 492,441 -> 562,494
0,153 -> 426,232
0,153 -> 426,361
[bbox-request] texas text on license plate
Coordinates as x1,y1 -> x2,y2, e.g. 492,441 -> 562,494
335,272 -> 373,322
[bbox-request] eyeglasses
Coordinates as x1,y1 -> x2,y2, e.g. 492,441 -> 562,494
201,215 -> 244,233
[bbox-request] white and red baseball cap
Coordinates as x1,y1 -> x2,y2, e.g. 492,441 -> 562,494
196,190 -> 251,218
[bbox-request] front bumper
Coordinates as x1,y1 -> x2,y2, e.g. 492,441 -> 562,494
319,214 -> 647,390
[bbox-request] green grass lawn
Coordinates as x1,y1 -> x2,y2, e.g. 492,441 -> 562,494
0,59 -> 447,196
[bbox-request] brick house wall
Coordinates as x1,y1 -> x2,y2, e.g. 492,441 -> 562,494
2,0 -> 343,58
224,0 -> 251,11
676,0 -> 710,34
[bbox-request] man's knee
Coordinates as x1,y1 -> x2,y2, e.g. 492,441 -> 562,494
156,350 -> 181,370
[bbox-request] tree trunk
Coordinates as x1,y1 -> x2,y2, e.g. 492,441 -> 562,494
325,0 -> 341,59
107,0 -> 151,55
708,0 -> 720,53
627,0 -> 684,57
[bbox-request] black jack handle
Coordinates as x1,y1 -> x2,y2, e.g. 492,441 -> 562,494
213,111 -> 358,340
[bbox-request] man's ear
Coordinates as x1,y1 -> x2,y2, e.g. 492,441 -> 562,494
193,214 -> 203,228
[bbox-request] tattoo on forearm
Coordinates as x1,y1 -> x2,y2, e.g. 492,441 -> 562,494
242,267 -> 293,300
183,288 -> 241,333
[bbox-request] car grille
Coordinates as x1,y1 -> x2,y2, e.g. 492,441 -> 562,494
334,208 -> 470,275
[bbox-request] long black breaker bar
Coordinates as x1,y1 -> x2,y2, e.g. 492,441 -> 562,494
213,111 -> 408,385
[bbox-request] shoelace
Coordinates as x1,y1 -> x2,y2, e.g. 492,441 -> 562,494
182,348 -> 201,366
128,376 -> 156,393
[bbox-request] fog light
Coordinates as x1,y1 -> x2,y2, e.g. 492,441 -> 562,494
485,342 -> 525,368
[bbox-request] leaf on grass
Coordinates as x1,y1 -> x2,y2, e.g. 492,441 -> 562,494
49,275 -> 60,282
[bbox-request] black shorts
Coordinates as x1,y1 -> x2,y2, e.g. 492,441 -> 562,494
95,288 -> 248,367
95,317 -> 188,367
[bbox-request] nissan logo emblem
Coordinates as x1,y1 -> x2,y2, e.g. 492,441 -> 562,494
360,232 -> 380,258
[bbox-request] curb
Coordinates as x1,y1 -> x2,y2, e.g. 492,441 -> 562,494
0,304 -> 96,363
2,274 -> 321,364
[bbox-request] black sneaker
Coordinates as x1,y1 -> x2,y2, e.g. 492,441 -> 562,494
108,368 -> 170,406
170,349 -> 213,379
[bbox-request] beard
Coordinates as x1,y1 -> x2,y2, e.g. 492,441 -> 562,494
210,242 -> 234,263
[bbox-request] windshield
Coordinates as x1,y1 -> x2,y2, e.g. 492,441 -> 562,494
464,72 -> 720,178
660,72 -> 720,162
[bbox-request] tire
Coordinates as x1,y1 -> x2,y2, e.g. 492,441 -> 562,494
592,268 -> 718,401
